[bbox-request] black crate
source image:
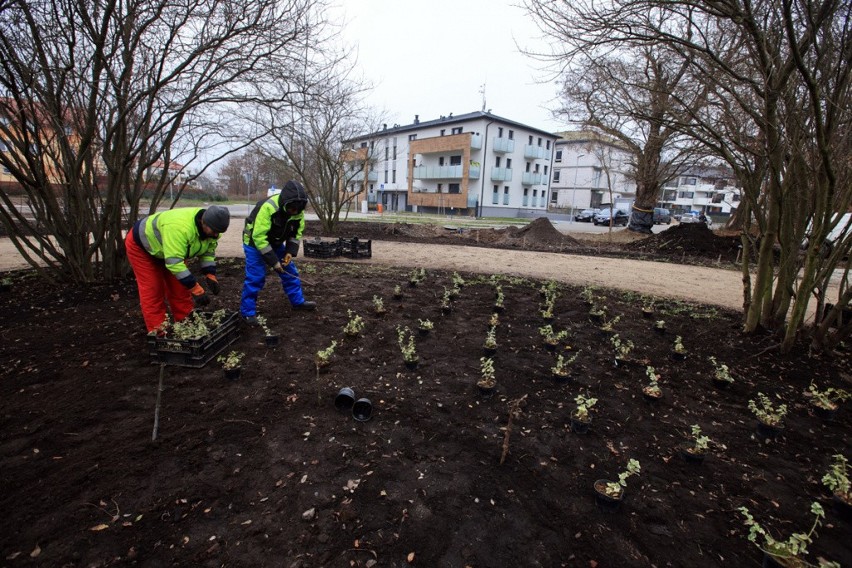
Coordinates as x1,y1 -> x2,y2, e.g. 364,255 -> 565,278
147,311 -> 240,368
339,237 -> 372,259
303,238 -> 342,258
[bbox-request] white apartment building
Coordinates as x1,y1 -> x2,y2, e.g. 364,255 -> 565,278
344,111 -> 557,217
549,131 -> 636,215
659,166 -> 740,218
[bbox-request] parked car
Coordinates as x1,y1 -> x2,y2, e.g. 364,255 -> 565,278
593,208 -> 629,226
653,207 -> 672,224
679,211 -> 712,227
574,208 -> 600,222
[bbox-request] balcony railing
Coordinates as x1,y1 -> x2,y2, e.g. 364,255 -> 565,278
492,138 -> 515,153
490,167 -> 513,182
470,134 -> 482,150
351,171 -> 378,182
522,172 -> 543,185
523,145 -> 548,160
412,165 -> 480,180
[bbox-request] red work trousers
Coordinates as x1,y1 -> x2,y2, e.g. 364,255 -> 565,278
125,231 -> 194,332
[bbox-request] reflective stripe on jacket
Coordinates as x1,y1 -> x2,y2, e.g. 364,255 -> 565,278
242,197 -> 305,266
137,207 -> 219,287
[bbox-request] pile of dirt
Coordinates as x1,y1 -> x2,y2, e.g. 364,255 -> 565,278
626,223 -> 742,262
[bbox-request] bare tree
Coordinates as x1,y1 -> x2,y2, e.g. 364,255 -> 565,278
0,0 -> 332,282
522,2 -> 707,233
524,0 -> 852,352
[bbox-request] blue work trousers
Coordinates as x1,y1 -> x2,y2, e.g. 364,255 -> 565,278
240,243 -> 305,317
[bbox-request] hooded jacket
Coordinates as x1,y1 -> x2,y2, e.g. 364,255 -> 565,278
243,180 -> 308,267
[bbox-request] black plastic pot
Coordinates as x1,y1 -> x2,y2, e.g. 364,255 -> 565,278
678,445 -> 706,464
224,367 -> 241,381
642,388 -> 662,403
755,420 -> 783,439
265,335 -> 279,348
614,357 -> 629,369
404,359 -> 419,371
352,398 -> 373,422
811,402 -> 837,421
542,315 -> 554,324
408,281 -> 418,288
832,492 -> 852,521
570,415 -> 591,434
493,304 -> 505,313
653,326 -> 666,335
712,377 -> 733,390
543,342 -> 557,353
670,351 -> 687,361
641,309 -> 654,319
589,313 -> 604,324
441,306 -> 452,315
552,371 -> 570,385
418,327 -> 431,336
477,383 -> 496,399
334,387 -> 356,411
483,345 -> 497,357
375,310 -> 387,318
593,480 -> 623,512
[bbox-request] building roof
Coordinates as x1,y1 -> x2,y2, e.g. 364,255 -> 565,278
554,130 -> 632,151
346,110 -> 558,143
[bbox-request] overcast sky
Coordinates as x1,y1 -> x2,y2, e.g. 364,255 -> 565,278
333,0 -> 568,134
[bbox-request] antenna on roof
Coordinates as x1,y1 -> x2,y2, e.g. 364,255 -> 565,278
479,83 -> 487,112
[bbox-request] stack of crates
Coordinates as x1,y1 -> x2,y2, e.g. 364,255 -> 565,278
303,238 -> 343,258
147,311 -> 240,368
339,236 -> 372,259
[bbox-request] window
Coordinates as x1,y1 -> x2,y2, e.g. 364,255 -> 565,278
508,130 -> 514,140
385,147 -> 389,160
683,177 -> 697,185
546,140 -> 551,150
408,134 -> 417,141
679,191 -> 694,199
449,155 -> 462,166
534,164 -> 540,173
537,137 -> 542,147
544,165 -> 548,175
523,187 -> 529,206
528,135 -> 533,144
553,170 -> 561,183
448,183 -> 460,194
550,190 -> 558,203
498,127 -> 503,137
555,150 -> 562,163
506,158 -> 512,169
525,162 -> 531,173
437,183 -> 443,192
384,170 -> 389,184
2,166 -> 9,174
451,127 -> 462,135
495,156 -> 501,167
439,157 -> 445,166
532,189 -> 538,207
440,129 -> 445,136
492,185 -> 499,205
503,186 -> 510,205
360,142 -> 368,148
732,194 -> 741,202
392,169 -> 396,183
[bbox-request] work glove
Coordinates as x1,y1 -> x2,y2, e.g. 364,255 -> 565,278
205,274 -> 220,295
283,253 -> 293,266
190,282 -> 210,307
272,262 -> 285,274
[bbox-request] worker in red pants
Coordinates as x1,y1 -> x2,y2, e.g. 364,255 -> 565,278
125,206 -> 230,333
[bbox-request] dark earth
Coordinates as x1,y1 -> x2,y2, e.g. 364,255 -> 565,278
1,221 -> 850,567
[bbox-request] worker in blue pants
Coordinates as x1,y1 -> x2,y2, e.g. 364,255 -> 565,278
240,180 -> 316,323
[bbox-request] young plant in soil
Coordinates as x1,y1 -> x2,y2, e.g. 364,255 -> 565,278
451,271 -> 466,289
314,340 -> 338,405
488,312 -> 500,328
539,324 -> 568,350
408,267 -> 426,287
653,319 -> 666,333
589,304 -> 607,323
643,366 -> 662,400
494,284 -> 505,311
580,285 -> 597,306
217,350 -> 244,370
822,454 -> 851,510
440,287 -> 453,313
599,458 -> 641,498
372,295 -> 387,316
600,314 -> 621,333
417,318 -> 434,334
551,351 -> 579,381
477,356 -> 497,393
392,284 -> 403,299
611,333 -> 634,364
672,336 -> 687,356
641,299 -> 654,318
748,392 -> 788,427
397,326 -> 419,366
806,381 -> 849,414
572,394 -> 597,430
708,356 -> 735,386
342,310 -> 365,337
680,424 -> 711,461
483,325 -> 498,351
738,502 -> 838,567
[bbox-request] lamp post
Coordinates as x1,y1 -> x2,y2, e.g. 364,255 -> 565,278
571,153 -> 586,222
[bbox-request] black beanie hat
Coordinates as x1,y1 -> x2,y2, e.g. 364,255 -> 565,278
202,205 -> 230,233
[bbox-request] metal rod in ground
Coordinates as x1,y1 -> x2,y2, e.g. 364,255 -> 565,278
272,267 -> 316,287
152,363 -> 165,442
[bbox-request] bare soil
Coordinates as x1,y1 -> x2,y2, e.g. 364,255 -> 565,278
1,219 -> 850,567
